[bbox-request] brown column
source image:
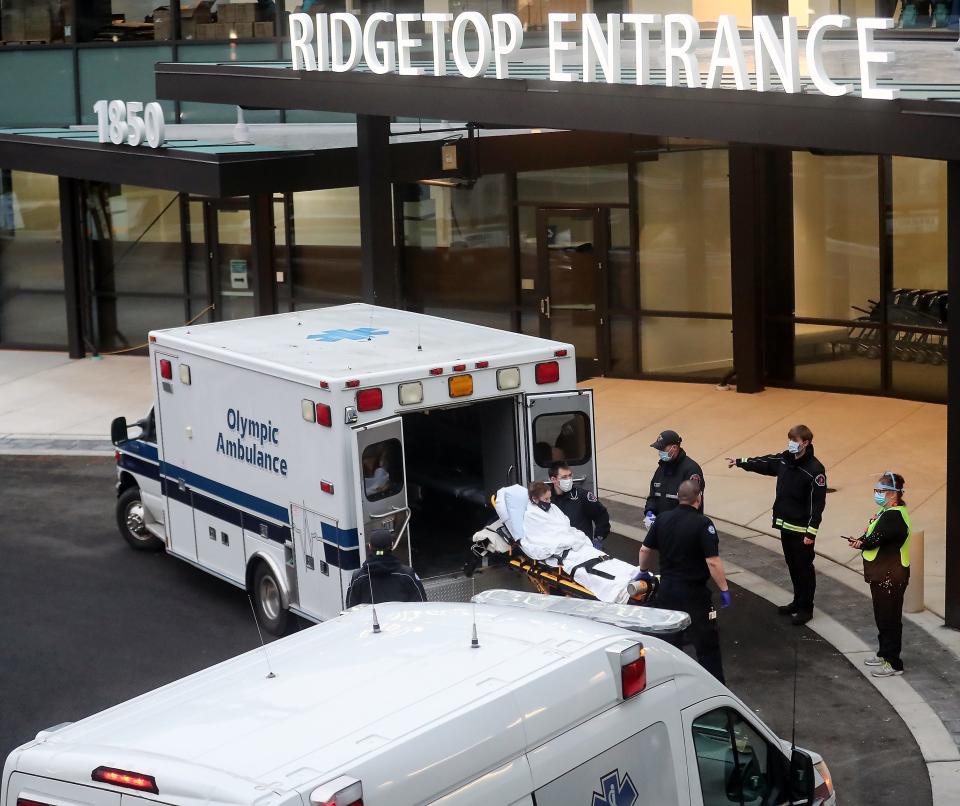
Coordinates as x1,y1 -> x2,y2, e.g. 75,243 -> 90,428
250,192 -> 277,317
58,177 -> 86,358
945,161 -> 960,629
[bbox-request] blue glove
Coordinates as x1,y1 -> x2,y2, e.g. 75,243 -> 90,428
632,569 -> 655,583
719,589 -> 732,609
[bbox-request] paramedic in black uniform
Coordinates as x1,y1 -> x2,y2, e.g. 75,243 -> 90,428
548,460 -> 611,547
637,480 -> 730,683
345,529 -> 426,607
727,424 -> 827,626
644,430 -> 705,530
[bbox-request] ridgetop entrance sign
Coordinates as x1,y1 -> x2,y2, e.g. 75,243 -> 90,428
289,13 -> 901,100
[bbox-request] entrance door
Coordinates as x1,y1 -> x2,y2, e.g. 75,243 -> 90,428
351,417 -> 412,567
537,208 -> 609,378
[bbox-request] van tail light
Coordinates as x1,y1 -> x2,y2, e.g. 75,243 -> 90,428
309,776 -> 363,806
19,799 -> 54,806
316,403 -> 332,427
620,644 -> 646,699
535,361 -> 560,384
159,359 -> 172,380
356,388 -> 383,412
115,450 -> 121,463
92,766 -> 159,794
814,761 -> 834,801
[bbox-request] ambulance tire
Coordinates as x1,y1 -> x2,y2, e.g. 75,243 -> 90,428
117,486 -> 164,552
252,563 -> 289,636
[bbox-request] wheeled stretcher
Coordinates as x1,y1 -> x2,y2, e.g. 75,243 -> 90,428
469,486 -> 655,604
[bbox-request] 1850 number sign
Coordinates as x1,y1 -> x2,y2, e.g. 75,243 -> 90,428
93,100 -> 166,148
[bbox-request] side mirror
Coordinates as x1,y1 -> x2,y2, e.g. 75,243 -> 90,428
110,416 -> 129,446
787,748 -> 816,806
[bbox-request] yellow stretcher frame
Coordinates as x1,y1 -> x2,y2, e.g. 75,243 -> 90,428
507,550 -> 599,599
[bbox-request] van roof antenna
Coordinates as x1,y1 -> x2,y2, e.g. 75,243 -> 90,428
790,635 -> 799,750
247,595 -> 277,679
470,576 -> 480,649
368,308 -> 375,341
367,548 -> 382,634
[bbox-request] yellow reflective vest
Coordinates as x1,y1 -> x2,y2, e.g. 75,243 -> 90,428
862,505 -> 911,568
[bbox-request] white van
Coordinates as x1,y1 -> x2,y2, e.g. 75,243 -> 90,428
111,304 -> 597,634
0,594 -> 835,806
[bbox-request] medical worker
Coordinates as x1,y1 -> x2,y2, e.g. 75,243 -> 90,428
549,460 -> 610,547
345,529 -> 426,607
643,430 -> 705,531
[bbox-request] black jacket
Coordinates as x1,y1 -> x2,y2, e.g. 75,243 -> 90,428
645,448 -> 705,516
553,486 -> 610,541
642,504 -> 720,586
345,552 -> 427,607
736,447 -> 827,538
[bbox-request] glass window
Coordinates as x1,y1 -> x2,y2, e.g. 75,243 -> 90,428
637,148 -> 730,314
692,708 -> 778,806
290,186 -> 361,307
0,51 -> 75,127
640,317 -> 732,378
0,0 -> 70,43
362,438 -> 404,501
518,164 -> 628,205
0,170 -> 66,346
793,152 -> 879,321
79,47 -> 175,124
96,295 -> 186,351
791,1 -> 924,30
793,322 -> 881,391
404,176 -> 511,310
533,412 -> 591,467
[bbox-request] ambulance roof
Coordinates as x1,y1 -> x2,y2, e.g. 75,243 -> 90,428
20,604 -> 718,803
151,304 -> 571,382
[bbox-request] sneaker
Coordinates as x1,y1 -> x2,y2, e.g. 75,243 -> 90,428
872,661 -> 904,678
791,611 -> 813,626
863,656 -> 884,667
777,603 -> 798,616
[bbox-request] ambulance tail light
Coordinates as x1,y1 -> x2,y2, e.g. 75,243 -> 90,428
19,798 -> 54,806
448,374 -> 473,398
554,349 -> 568,357
309,776 -> 363,806
497,367 -> 520,390
316,403 -> 332,427
535,361 -> 560,385
92,766 -> 159,794
620,644 -> 647,699
356,388 -> 383,412
159,359 -> 172,380
475,360 -> 489,369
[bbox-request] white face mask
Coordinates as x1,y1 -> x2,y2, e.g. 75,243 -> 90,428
787,440 -> 801,454
558,477 -> 574,493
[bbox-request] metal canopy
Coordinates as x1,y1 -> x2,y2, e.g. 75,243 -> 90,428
155,61 -> 960,162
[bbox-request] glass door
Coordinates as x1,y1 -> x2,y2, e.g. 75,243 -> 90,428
208,198 -> 255,322
536,207 -> 609,378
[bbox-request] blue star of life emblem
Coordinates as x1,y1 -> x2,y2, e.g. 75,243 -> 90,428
307,327 -> 389,342
592,770 -> 638,806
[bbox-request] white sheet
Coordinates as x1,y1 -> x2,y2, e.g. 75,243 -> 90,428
494,484 -> 530,543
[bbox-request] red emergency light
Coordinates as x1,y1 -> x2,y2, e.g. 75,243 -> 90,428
475,360 -> 489,369
554,349 -> 568,357
621,648 -> 647,699
92,766 -> 159,794
452,364 -> 466,372
316,403 -> 332,427
159,359 -> 172,380
320,480 -> 334,494
535,361 -> 560,385
18,798 -> 53,806
429,367 -> 443,376
345,379 -> 360,388
356,388 -> 383,412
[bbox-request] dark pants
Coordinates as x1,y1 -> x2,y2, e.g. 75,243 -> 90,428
871,575 -> 909,671
780,529 -> 816,613
654,579 -> 725,684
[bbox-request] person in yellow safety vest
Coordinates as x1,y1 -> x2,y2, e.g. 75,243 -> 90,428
846,472 -> 911,678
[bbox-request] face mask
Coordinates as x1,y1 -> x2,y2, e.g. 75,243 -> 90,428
537,500 -> 551,512
558,478 -> 574,493
658,450 -> 672,462
787,440 -> 801,454
874,492 -> 888,507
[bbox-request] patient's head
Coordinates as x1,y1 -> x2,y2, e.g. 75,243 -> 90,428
528,480 -> 552,506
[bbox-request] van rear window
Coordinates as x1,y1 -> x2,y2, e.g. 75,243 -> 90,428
533,412 -> 591,467
362,439 -> 404,501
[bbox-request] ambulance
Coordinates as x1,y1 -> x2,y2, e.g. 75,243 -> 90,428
0,594 -> 835,806
111,304 -> 599,634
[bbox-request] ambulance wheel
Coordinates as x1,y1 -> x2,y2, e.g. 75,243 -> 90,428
253,563 -> 289,636
117,487 -> 164,552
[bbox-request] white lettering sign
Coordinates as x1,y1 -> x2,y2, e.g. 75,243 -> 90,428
288,12 -> 900,100
93,100 -> 166,148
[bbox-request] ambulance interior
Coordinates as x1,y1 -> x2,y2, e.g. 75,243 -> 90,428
400,397 -> 519,577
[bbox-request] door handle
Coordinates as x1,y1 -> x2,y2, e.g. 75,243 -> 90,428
540,296 -> 551,319
370,506 -> 411,551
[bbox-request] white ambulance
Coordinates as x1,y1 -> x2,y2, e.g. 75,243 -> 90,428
0,594 -> 836,806
111,304 -> 598,634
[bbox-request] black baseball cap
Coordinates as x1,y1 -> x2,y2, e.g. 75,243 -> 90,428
650,430 -> 682,450
368,529 -> 394,552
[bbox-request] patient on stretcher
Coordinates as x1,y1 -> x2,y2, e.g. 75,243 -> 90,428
493,481 -> 642,604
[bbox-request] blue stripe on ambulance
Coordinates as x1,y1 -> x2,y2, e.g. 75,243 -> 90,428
120,440 -> 360,568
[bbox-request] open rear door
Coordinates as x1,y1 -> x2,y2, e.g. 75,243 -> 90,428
350,416 -> 412,566
524,389 -> 598,492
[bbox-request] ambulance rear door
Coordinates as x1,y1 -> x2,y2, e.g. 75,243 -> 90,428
524,389 -> 597,492
350,417 -> 411,565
